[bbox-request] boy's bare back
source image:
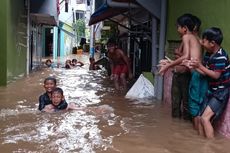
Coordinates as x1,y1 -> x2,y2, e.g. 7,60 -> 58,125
182,33 -> 201,62
158,33 -> 201,75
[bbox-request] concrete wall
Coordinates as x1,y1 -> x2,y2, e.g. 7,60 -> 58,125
0,0 -> 7,85
0,0 -> 28,86
7,0 -> 27,83
167,0 -> 230,52
59,0 -> 74,25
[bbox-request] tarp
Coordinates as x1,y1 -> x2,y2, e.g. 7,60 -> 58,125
88,3 -> 128,26
125,74 -> 154,99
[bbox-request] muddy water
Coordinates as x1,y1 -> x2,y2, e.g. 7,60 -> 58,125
0,54 -> 230,153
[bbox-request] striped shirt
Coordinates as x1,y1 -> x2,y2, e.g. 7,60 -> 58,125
203,48 -> 230,92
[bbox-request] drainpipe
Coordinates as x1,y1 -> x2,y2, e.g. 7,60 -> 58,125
106,0 -> 139,8
26,0 -> 30,75
151,16 -> 157,75
89,0 -> 95,58
155,0 -> 167,100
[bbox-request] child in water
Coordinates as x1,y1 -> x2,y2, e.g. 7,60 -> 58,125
38,77 -> 68,112
39,77 -> 113,113
89,57 -> 101,70
45,59 -> 54,68
43,87 -> 110,114
72,58 -> 84,67
42,87 -> 79,112
65,59 -> 73,69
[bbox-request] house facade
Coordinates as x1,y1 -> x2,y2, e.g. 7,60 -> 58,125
0,0 -> 59,86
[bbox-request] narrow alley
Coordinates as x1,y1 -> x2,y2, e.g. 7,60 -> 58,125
0,53 -> 230,153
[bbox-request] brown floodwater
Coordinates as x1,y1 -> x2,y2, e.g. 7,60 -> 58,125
0,54 -> 230,153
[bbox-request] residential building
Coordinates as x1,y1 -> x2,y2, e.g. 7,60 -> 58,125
0,0 -> 59,86
58,0 -> 90,57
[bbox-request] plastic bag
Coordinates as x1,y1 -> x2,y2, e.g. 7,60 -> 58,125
125,74 -> 154,99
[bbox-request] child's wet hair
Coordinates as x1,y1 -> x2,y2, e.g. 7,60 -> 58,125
177,13 -> 195,32
191,15 -> 201,32
72,58 -> 77,63
107,37 -> 117,46
202,27 -> 223,45
89,57 -> 95,62
51,87 -> 64,96
45,59 -> 52,64
44,77 -> 57,85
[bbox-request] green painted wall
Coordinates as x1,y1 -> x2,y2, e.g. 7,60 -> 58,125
0,0 -> 27,85
0,0 -> 7,85
167,0 -> 230,52
7,0 -> 27,82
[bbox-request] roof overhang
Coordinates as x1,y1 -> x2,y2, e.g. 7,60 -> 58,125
88,3 -> 129,26
30,0 -> 59,26
30,13 -> 57,26
89,0 -> 162,26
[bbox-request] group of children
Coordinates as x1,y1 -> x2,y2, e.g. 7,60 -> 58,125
45,58 -> 84,69
64,58 -> 84,69
40,13 -> 230,138
45,57 -> 102,71
159,13 -> 230,138
38,76 -> 108,114
40,56 -> 102,112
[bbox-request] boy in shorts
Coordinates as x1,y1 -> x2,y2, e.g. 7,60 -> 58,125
107,38 -> 132,90
159,14 -> 203,124
189,27 -> 230,138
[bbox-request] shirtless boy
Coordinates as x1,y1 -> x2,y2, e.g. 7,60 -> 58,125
159,14 -> 205,129
107,38 -> 132,90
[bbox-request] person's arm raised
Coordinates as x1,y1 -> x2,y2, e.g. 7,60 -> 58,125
159,35 -> 190,75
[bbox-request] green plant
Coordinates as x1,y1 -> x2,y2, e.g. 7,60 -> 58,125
76,19 -> 86,44
100,21 -> 118,43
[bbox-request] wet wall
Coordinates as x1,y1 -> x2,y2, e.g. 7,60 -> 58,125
0,0 -> 27,86
167,0 -> 230,52
7,0 -> 27,83
0,0 -> 7,85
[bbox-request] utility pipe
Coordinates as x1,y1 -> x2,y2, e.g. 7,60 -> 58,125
26,0 -> 30,75
155,0 -> 167,100
89,0 -> 95,58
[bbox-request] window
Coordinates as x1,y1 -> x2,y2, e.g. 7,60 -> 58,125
76,10 -> 85,20
76,0 -> 84,4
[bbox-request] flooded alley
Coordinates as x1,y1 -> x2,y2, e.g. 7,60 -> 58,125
0,54 -> 230,153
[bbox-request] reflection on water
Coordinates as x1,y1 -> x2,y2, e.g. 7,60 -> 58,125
0,54 -> 230,153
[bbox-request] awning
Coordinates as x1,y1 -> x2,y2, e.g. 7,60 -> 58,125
30,0 -> 58,25
88,3 -> 129,26
30,13 -> 57,26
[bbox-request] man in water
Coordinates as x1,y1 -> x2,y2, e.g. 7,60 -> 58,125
107,38 -> 132,90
